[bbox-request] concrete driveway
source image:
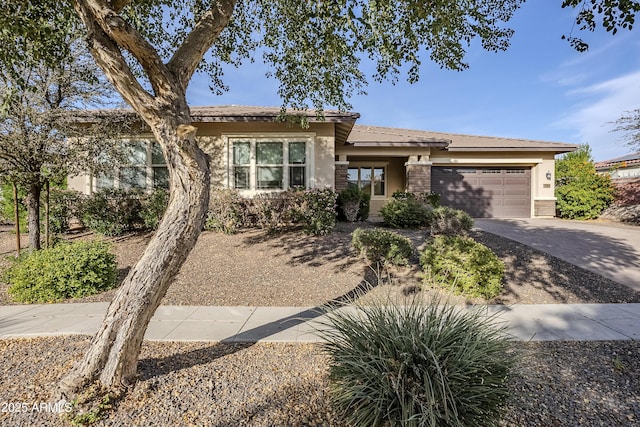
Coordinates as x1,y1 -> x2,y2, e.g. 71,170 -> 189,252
474,218 -> 640,292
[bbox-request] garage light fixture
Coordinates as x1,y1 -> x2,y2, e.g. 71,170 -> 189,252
546,170 -> 552,180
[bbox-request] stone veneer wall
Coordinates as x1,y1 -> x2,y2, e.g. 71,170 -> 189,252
334,163 -> 349,192
534,199 -> 556,217
405,163 -> 432,193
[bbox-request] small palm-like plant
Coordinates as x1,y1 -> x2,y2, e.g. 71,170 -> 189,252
319,296 -> 515,427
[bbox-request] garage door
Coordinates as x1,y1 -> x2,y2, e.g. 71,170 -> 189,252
431,167 -> 531,218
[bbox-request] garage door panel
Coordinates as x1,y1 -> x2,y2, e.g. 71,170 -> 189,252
505,177 -> 529,186
504,187 -> 529,196
479,177 -> 504,186
432,167 -> 531,218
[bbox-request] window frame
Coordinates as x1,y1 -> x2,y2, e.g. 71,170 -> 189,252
92,139 -> 168,192
227,135 -> 314,195
347,163 -> 388,200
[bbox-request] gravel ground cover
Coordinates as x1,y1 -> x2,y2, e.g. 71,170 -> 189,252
0,337 -> 638,426
1,222 -> 640,425
2,221 -> 639,306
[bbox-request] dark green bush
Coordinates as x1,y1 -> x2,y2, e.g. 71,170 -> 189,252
207,188 -> 337,235
421,191 -> 441,208
421,235 -> 504,299
48,189 -> 84,234
555,144 -> 614,219
5,240 -> 118,303
249,192 -> 296,234
0,182 -> 27,228
140,189 -> 169,230
430,206 -> 474,236
337,187 -> 370,222
206,189 -> 251,234
352,227 -> 414,266
320,296 -> 515,427
293,188 -> 337,235
81,189 -> 143,236
379,196 -> 432,229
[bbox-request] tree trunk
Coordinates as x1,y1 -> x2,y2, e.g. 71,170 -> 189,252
44,180 -> 50,248
24,182 -> 41,251
12,182 -> 21,257
58,111 -> 210,398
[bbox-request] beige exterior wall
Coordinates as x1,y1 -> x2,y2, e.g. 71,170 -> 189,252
531,156 -> 557,217
67,122 -> 337,199
67,175 -> 92,195
65,120 -> 564,219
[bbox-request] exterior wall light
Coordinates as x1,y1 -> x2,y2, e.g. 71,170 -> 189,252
545,170 -> 552,180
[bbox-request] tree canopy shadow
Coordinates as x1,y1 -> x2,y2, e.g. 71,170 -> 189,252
137,259 -> 380,381
473,227 -> 640,304
433,170 -> 492,217
476,219 -> 640,291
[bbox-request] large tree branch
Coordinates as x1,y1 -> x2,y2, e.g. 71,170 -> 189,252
72,0 -> 155,114
108,0 -> 130,13
167,0 -> 236,89
77,0 -> 178,100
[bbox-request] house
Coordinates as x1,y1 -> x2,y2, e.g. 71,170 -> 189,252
595,152 -> 640,180
68,106 -> 577,218
596,152 -> 640,207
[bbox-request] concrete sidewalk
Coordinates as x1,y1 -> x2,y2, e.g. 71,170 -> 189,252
1,302 -> 639,342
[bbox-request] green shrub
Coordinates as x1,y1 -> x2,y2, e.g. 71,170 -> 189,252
430,206 -> 474,236
0,182 -> 27,229
421,191 -> 441,208
421,236 -> 504,299
379,196 -> 432,229
206,189 -> 251,234
5,240 -> 118,303
140,189 -> 169,230
81,189 -> 143,236
249,192 -> 295,234
48,189 -> 84,234
319,296 -> 515,427
555,144 -> 614,219
337,187 -> 370,222
294,188 -> 337,235
352,227 -> 414,266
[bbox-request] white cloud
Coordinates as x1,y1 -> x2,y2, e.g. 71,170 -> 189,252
554,70 -> 640,160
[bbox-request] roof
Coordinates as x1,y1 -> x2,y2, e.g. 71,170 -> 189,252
595,152 -> 640,170
73,105 -> 360,145
72,106 -> 578,153
347,125 -> 578,153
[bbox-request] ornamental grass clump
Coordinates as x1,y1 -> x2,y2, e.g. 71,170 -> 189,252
319,296 -> 515,427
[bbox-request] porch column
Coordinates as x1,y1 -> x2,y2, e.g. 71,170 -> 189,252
335,156 -> 350,192
405,155 -> 433,193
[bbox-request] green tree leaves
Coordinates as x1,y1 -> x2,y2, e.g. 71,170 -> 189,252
555,144 -> 615,219
561,0 -> 640,51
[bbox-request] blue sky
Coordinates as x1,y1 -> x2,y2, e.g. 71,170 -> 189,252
186,2 -> 640,162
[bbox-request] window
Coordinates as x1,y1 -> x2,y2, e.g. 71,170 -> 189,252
93,140 -> 168,192
481,169 -> 501,174
230,138 -> 308,191
348,166 -> 386,197
456,168 -> 477,174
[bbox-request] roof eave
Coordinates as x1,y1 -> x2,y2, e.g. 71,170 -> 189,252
348,141 -> 450,148
446,146 -> 579,153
